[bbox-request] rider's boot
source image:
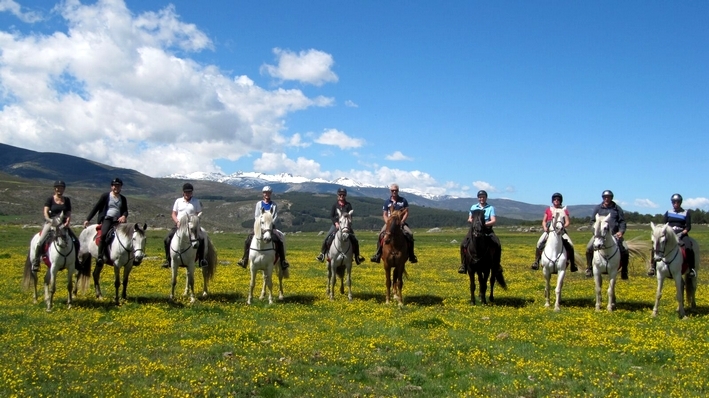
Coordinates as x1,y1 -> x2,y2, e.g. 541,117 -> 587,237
458,247 -> 467,274
620,249 -> 629,280
370,244 -> 382,263
531,247 -> 541,270
31,248 -> 41,273
316,237 -> 327,263
276,241 -> 289,270
237,237 -> 250,268
563,240 -> 577,272
197,239 -> 207,268
351,236 -> 365,265
687,249 -> 696,278
408,239 -> 418,263
585,249 -> 593,277
161,237 -> 171,268
647,249 -> 656,276
96,241 -> 106,267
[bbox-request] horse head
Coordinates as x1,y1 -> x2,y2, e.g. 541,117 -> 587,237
470,209 -> 485,238
131,223 -> 148,265
592,213 -> 613,250
337,209 -> 353,241
550,207 -> 566,235
650,222 -> 676,262
256,208 -> 274,243
385,209 -> 404,243
187,213 -> 201,249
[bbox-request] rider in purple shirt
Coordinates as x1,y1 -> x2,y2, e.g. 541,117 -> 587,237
370,183 -> 418,263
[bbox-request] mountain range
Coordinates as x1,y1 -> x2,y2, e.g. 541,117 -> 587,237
0,142 -> 596,229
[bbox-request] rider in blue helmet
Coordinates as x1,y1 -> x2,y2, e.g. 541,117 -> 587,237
649,193 -> 695,277
458,190 -> 502,274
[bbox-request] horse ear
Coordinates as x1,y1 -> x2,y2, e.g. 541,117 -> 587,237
143,223 -> 148,231
197,212 -> 202,219
133,223 -> 139,230
348,210 -> 354,216
650,221 -> 655,229
337,208 -> 342,217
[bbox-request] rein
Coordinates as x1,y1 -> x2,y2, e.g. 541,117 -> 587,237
655,230 -> 681,278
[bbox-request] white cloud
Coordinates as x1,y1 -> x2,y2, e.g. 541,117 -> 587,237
253,152 -> 330,179
287,133 -> 310,148
344,100 -> 358,108
0,0 -> 42,23
385,151 -> 412,161
260,48 -> 338,86
684,197 -> 709,210
314,128 -> 364,149
0,0 -> 333,177
472,181 -> 497,193
634,198 -> 659,208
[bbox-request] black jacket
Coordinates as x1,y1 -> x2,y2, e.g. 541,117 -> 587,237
85,192 -> 128,224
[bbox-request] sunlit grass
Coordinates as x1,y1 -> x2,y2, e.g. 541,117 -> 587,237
1,225 -> 708,396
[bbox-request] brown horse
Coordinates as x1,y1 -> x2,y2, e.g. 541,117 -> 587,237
382,209 -> 409,307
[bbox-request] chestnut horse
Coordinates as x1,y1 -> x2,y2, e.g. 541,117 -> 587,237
462,209 -> 506,305
382,209 -> 409,307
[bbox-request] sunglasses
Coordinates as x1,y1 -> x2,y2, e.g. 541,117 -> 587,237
390,190 -> 398,192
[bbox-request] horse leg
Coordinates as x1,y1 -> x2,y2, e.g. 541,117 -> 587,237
468,270 -> 476,305
489,268 -> 496,302
385,267 -> 392,305
169,266 -> 178,301
186,266 -> 196,304
544,270 -> 551,308
247,269 -> 256,305
201,267 -> 209,298
607,274 -> 617,312
265,270 -> 274,305
676,275 -> 686,319
327,262 -> 333,299
260,270 -> 267,300
329,265 -> 337,301
686,273 -> 697,309
277,267 -> 284,301
114,265 -> 121,306
554,270 -> 565,312
652,274 -> 664,317
44,268 -> 56,312
479,271 -> 488,305
346,265 -> 352,301
93,261 -> 104,300
121,265 -> 131,302
594,271 -> 603,311
395,267 -> 404,308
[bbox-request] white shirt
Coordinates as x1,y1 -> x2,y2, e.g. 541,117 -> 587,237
173,197 -> 203,218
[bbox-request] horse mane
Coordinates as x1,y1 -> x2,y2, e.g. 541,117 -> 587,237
177,213 -> 190,235
254,210 -> 273,235
115,222 -> 135,237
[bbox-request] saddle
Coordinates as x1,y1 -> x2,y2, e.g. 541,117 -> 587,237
93,225 -> 116,246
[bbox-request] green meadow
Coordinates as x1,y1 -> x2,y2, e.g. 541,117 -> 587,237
1,225 -> 707,397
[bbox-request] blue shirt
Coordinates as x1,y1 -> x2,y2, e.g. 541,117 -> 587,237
382,196 -> 408,216
470,203 -> 495,222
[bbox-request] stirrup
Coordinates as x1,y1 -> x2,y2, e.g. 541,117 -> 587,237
531,262 -> 539,270
199,259 -> 208,268
570,263 -> 577,272
457,264 -> 466,274
647,267 -> 655,277
316,253 -> 325,262
237,258 -> 247,268
281,260 -> 290,270
370,255 -> 380,263
161,261 -> 170,269
585,267 -> 593,277
688,269 -> 697,278
409,255 -> 418,263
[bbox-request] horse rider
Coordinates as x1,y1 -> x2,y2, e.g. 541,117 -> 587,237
236,186 -> 290,270
458,190 -> 502,274
531,192 -> 578,272
30,180 -> 81,272
315,187 -> 366,265
83,177 -> 129,267
585,190 -> 629,279
649,193 -> 696,277
370,183 -> 418,264
161,183 -> 208,269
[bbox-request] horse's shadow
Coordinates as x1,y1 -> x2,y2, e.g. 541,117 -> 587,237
349,292 -> 445,306
482,296 -> 534,308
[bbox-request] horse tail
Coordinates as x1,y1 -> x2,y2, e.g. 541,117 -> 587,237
494,267 -> 507,290
21,251 -> 34,290
75,254 -> 92,294
279,265 -> 290,279
625,237 -> 651,266
203,239 -> 218,283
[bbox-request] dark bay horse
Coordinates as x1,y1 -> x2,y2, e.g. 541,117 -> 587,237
382,209 -> 409,307
463,209 -> 506,304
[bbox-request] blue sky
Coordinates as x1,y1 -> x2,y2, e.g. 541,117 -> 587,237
0,0 -> 707,212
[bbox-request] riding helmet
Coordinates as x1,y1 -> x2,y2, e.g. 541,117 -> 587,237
601,190 -> 614,199
262,185 -> 272,193
53,180 -> 66,188
111,177 -> 123,186
182,182 -> 194,192
671,193 -> 683,204
551,192 -> 563,203
337,187 -> 347,196
477,190 -> 488,198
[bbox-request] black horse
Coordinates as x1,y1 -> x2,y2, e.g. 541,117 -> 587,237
462,209 -> 506,304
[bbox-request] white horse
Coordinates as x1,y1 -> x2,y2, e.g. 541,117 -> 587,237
77,222 -> 147,305
650,222 -> 700,318
540,207 -> 568,311
590,213 -> 649,311
327,209 -> 354,301
169,213 -> 204,304
247,208 -> 288,305
21,213 -> 86,311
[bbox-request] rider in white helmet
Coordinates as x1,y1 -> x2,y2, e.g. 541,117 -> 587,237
237,186 -> 289,270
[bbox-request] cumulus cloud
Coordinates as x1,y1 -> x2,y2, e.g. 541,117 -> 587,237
287,133 -> 310,148
314,128 -> 364,149
634,199 -> 659,208
472,181 -> 497,193
0,0 -> 42,23
0,0 -> 333,177
344,100 -> 358,108
385,151 -> 412,161
260,48 -> 338,86
684,197 -> 709,210
253,152 -> 330,179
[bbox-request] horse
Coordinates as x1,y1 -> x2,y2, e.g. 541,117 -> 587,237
540,207 -> 568,311
247,208 -> 280,305
650,222 -> 700,318
382,209 -> 409,307
327,209 -> 354,301
77,222 -> 147,305
462,209 -> 506,305
169,213 -> 212,304
590,213 -> 649,311
22,213 -> 89,311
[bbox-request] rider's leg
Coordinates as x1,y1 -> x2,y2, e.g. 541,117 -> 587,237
404,225 -> 417,263
648,248 -> 657,276
97,218 -> 112,266
562,238 -> 577,272
317,226 -> 335,262
585,239 -> 594,277
32,223 -> 52,272
619,238 -> 629,280
69,229 -> 82,271
683,236 -> 696,277
162,228 -> 176,268
490,233 -> 502,272
531,246 -> 542,270
458,242 -> 467,274
370,227 -> 385,263
350,234 -> 364,265
273,232 -> 289,269
237,233 -> 253,268
197,238 -> 207,268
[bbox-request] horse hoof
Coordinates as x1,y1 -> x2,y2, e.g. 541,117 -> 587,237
348,295 -> 353,301
554,307 -> 560,312
201,292 -> 208,298
278,294 -> 284,300
544,303 -> 550,308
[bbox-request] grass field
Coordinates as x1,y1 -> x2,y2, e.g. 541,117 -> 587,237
1,224 -> 708,397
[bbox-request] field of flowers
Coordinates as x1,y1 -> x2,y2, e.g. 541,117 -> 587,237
1,224 -> 708,397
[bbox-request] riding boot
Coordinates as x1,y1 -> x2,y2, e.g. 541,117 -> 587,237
96,241 -> 106,267
276,241 -> 289,270
563,240 -> 577,272
408,239 -> 418,263
648,249 -> 656,276
531,247 -> 541,270
197,238 -> 207,268
237,236 -> 251,268
458,246 -> 467,274
31,247 -> 41,272
351,235 -> 364,265
620,249 -> 629,280
585,248 -> 593,277
687,249 -> 696,277
162,235 -> 171,268
316,237 -> 328,262
370,243 -> 382,263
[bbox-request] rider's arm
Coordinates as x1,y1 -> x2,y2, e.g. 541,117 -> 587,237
541,213 -> 549,230
563,209 -> 570,229
685,210 -> 692,234
381,210 -> 388,223
487,215 -> 497,227
171,210 -> 179,225
401,207 -> 409,224
118,195 -> 128,223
